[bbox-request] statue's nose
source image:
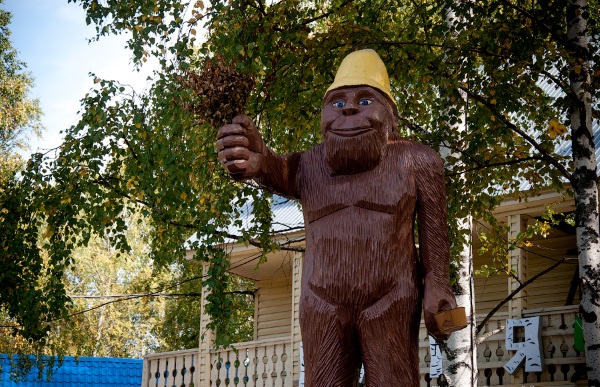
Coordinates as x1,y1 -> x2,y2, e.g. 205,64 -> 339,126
342,104 -> 359,116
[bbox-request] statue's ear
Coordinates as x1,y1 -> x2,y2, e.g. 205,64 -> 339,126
384,97 -> 399,133
389,107 -> 399,133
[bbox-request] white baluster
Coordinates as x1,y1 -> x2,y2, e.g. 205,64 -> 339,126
210,352 -> 221,387
149,359 -> 160,387
246,346 -> 258,386
262,345 -> 271,387
182,353 -> 193,386
272,344 -> 283,387
173,355 -> 183,386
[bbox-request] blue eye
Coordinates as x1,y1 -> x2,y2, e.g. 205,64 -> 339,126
359,99 -> 372,106
332,100 -> 345,108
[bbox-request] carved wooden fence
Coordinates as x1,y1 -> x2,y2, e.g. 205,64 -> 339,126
209,337 -> 292,387
142,306 -> 584,387
142,348 -> 199,387
418,305 -> 585,386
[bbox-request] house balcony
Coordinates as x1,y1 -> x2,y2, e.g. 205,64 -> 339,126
142,337 -> 291,387
142,348 -> 200,387
142,305 -> 583,386
468,305 -> 584,387
142,193 -> 586,386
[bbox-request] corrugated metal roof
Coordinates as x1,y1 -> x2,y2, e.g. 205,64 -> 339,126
267,196 -> 305,233
225,195 -> 304,235
517,75 -> 600,192
185,195 -> 305,248
0,355 -> 142,386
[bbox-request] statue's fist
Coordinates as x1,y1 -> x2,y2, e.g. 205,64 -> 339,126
216,115 -> 264,180
423,278 -> 459,341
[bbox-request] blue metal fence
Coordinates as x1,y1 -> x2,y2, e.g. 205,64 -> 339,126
0,355 -> 142,386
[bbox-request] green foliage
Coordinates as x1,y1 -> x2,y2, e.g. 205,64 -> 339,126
5,0 -> 598,351
1,208 -> 254,380
0,0 -> 52,356
0,2 -> 42,160
154,268 -> 254,350
477,201 -> 576,278
57,211 -> 167,358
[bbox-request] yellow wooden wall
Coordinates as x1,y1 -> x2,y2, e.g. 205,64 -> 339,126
473,249 -> 509,315
473,232 -> 578,315
526,234 -> 579,310
254,276 -> 293,340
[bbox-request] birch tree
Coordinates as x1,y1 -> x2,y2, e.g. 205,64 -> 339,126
567,0 -> 600,383
440,2 -> 477,385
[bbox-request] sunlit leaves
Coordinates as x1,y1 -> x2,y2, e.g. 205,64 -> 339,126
0,4 -> 55,351
0,5 -> 42,188
25,0 -> 598,347
68,0 -> 191,65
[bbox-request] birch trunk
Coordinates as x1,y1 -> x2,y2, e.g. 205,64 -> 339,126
567,0 -> 600,383
442,218 -> 478,387
440,2 -> 478,385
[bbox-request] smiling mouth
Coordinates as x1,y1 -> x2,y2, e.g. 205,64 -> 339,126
329,127 -> 373,137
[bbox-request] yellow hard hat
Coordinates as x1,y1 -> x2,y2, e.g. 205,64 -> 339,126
325,49 -> 394,103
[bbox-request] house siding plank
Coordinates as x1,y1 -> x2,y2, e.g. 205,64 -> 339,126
256,277 -> 293,340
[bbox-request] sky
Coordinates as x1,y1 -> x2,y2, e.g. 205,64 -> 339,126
4,0 -> 155,157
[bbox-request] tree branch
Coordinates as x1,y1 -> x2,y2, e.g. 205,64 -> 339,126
446,156 -> 542,177
496,0 -> 568,49
476,325 -> 505,345
459,85 -> 573,182
476,257 -> 572,334
121,136 -> 138,160
300,0 -> 354,26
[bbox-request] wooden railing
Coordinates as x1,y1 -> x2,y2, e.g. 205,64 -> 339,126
142,306 -> 583,387
418,305 -> 584,386
522,306 -> 585,385
142,348 -> 199,387
209,337 -> 292,387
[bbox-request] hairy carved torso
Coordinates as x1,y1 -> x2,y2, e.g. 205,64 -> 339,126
297,138 -> 422,306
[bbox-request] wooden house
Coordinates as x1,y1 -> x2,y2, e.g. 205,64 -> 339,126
142,189 -> 588,387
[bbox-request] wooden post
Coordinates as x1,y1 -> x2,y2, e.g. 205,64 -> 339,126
290,251 -> 303,386
198,263 -> 216,386
508,214 -> 527,318
507,214 -> 527,384
141,354 -> 149,387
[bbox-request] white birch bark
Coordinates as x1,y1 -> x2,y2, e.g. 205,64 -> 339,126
442,217 -> 478,387
440,2 -> 478,386
567,0 -> 600,383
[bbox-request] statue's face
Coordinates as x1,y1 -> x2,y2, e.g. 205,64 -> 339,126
321,86 -> 395,175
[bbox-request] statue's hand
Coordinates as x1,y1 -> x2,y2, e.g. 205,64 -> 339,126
423,276 -> 458,340
216,114 -> 265,180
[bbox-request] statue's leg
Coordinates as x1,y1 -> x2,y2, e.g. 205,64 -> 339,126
358,283 -> 422,387
299,287 -> 362,387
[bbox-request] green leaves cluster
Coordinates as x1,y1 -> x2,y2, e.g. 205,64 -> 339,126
0,0 -> 51,352
2,208 -> 252,380
0,3 -> 42,162
5,0 -> 599,351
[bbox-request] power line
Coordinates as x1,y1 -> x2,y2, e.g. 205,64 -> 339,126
68,292 -> 202,299
0,251 -> 266,330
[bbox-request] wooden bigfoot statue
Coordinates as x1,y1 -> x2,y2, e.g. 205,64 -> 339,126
217,49 -> 462,386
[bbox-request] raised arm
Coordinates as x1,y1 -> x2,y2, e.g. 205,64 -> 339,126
413,144 -> 458,340
217,114 -> 301,199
